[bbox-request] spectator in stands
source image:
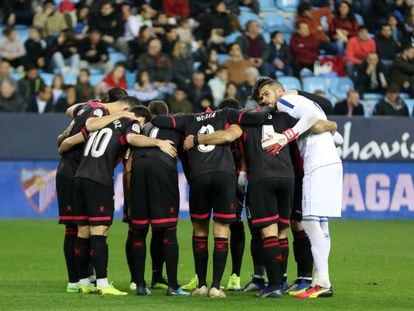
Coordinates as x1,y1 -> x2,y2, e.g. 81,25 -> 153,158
171,41 -> 194,86
138,37 -> 173,84
238,66 -> 259,106
0,61 -> 13,84
74,5 -> 90,39
334,89 -> 365,116
129,25 -> 154,68
344,26 -> 376,79
401,8 -> 414,45
197,49 -> 220,81
365,0 -> 393,32
18,66 -> 45,102
96,64 -> 128,98
329,1 -> 359,56
132,69 -> 162,103
51,74 -> 65,104
75,69 -> 94,103
236,20 -> 269,75
375,23 -> 400,72
266,31 -> 293,77
151,11 -> 169,38
89,1 -> 127,55
389,44 -> 414,97
163,0 -> 190,18
223,43 -> 254,85
24,26 -> 47,71
224,81 -> 243,103
26,85 -> 53,113
121,1 -> 141,45
50,30 -> 80,74
33,0 -> 69,40
196,1 -> 235,52
54,85 -> 77,112
356,52 -> 388,94
295,2 -> 337,55
373,84 -> 410,116
386,14 -> 404,45
290,22 -> 319,78
0,79 -> 26,112
176,17 -> 195,44
189,0 -> 215,19
208,66 -> 229,108
169,86 -> 192,113
238,0 -> 260,15
3,0 -> 34,26
161,25 -> 180,56
314,89 -> 333,115
78,29 -> 112,74
0,27 -> 26,69
186,71 -> 213,112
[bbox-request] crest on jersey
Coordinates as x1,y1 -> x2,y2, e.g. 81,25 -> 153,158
132,123 -> 140,134
93,109 -> 104,117
20,168 -> 57,213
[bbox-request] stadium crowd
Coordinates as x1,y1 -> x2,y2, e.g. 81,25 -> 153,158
0,0 -> 414,116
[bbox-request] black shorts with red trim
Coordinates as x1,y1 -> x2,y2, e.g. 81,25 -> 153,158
246,177 -> 294,229
291,176 -> 303,222
130,157 -> 179,229
73,177 -> 114,226
189,171 -> 237,224
56,173 -> 77,225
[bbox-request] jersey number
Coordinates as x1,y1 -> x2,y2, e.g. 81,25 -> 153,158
83,128 -> 113,158
197,125 -> 215,153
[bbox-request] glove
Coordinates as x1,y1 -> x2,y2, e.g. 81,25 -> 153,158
238,171 -> 247,191
332,131 -> 344,145
261,128 -> 298,156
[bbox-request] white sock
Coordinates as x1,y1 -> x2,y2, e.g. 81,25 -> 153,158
97,278 -> 109,288
68,282 -> 78,287
302,216 -> 331,288
79,278 -> 90,286
89,274 -> 96,282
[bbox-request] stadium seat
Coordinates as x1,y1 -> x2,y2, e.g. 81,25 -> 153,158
363,93 -> 383,100
362,93 -> 382,116
238,12 -> 261,30
15,28 -> 29,43
262,31 -> 271,43
225,31 -> 241,45
302,76 -> 329,94
259,0 -> 277,11
404,99 -> 414,115
89,68 -> 104,75
89,73 -> 105,87
63,72 -> 78,85
282,32 -> 292,43
399,92 -> 410,99
239,6 -> 252,12
330,76 -> 355,100
278,76 -> 302,90
355,13 -> 365,26
109,52 -> 127,64
40,72 -> 54,87
125,71 -> 136,89
276,0 -> 299,12
262,13 -> 291,33
217,53 -> 230,64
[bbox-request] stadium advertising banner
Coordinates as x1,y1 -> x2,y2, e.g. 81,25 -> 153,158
0,116 -> 413,219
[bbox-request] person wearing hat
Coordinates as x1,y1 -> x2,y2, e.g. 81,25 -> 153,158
372,84 -> 410,116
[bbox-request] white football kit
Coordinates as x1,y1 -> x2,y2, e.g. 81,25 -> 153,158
277,94 -> 343,217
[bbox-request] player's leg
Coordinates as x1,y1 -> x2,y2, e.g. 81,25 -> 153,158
63,225 -> 79,291
150,229 -> 167,289
125,227 -> 136,290
129,226 -> 150,295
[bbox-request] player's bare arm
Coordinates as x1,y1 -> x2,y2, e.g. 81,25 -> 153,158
57,120 -> 75,147
65,103 -> 84,118
310,120 -> 337,134
58,132 -> 85,155
126,133 -> 177,158
85,111 -> 138,132
183,124 -> 243,150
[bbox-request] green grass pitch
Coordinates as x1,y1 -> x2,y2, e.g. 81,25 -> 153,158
0,220 -> 412,310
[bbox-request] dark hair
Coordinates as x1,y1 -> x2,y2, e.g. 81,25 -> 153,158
227,42 -> 240,53
131,105 -> 151,123
250,76 -> 273,101
107,87 -> 128,102
148,100 -> 169,115
297,2 -> 312,16
218,98 -> 241,110
335,1 -> 356,22
118,95 -> 141,108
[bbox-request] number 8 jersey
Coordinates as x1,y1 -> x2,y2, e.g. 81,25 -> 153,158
75,118 -> 140,187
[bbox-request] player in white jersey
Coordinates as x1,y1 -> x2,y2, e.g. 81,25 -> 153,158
259,80 -> 343,298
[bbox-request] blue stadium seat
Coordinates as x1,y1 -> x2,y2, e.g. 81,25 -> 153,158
399,92 -> 410,99
278,76 -> 302,90
262,13 -> 291,33
262,31 -> 271,43
355,13 -> 365,26
330,76 -> 355,100
40,72 -> 54,87
259,0 -> 277,11
89,68 -> 104,75
225,31 -> 241,45
302,76 -> 329,94
276,0 -> 299,12
63,72 -> 78,85
282,32 -> 292,43
89,73 -> 105,87
238,12 -> 261,30
15,28 -> 29,43
404,99 -> 414,115
362,93 -> 383,116
240,6 -> 253,12
125,71 -> 136,89
109,52 -> 127,64
217,53 -> 230,64
363,93 -> 383,100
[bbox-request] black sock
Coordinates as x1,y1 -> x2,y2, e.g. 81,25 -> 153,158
163,226 -> 179,289
131,228 -> 148,288
212,237 -> 228,289
125,229 -> 135,283
251,227 -> 265,277
262,236 -> 280,288
64,225 -> 78,283
278,238 -> 289,284
90,235 -> 108,280
230,222 -> 245,276
192,236 -> 208,287
75,237 -> 90,280
150,229 -> 164,283
293,230 -> 313,278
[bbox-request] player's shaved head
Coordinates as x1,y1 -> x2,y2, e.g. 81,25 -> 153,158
131,105 -> 151,123
218,98 -> 241,110
104,87 -> 128,103
148,100 -> 169,115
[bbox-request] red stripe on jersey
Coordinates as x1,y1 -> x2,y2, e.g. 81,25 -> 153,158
81,127 -> 89,139
151,217 -> 178,224
131,219 -> 150,225
89,216 -> 112,222
263,242 -> 279,248
214,212 -> 236,219
279,217 -> 290,224
171,116 -> 177,129
190,212 -> 210,220
238,111 -> 245,124
252,214 -> 279,225
89,101 -> 102,108
225,122 -> 230,130
59,216 -> 88,221
119,135 -> 127,145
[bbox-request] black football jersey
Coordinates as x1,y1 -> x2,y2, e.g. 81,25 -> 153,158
131,122 -> 184,170
57,102 -> 109,177
241,111 -> 297,183
75,118 -> 140,187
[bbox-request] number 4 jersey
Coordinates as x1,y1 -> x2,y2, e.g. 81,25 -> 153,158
75,118 -> 140,187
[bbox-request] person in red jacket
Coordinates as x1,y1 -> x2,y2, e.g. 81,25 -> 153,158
163,0 -> 190,18
290,22 -> 319,78
96,64 -> 128,98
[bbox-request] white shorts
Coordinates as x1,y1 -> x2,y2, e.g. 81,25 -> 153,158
302,163 -> 343,217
